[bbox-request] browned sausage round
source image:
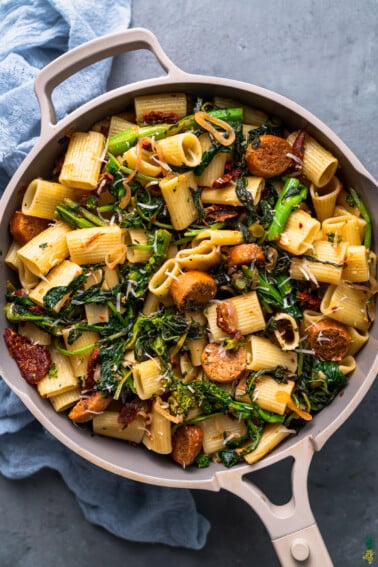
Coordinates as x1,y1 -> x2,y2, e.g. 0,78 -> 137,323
171,424 -> 204,467
245,134 -> 292,178
307,318 -> 351,361
9,210 -> 50,246
201,343 -> 247,382
68,391 -> 112,423
227,243 -> 265,267
170,270 -> 217,311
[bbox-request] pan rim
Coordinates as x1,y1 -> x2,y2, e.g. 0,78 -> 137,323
0,71 -> 377,489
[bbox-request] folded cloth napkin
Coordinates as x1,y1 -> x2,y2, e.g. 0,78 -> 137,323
0,0 -> 210,549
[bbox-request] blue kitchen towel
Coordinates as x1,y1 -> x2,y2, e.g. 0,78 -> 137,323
0,0 -> 210,549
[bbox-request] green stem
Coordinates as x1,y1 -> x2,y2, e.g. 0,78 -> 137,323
107,108 -> 243,156
108,124 -> 170,156
349,187 -> 372,249
266,178 -> 308,241
54,339 -> 97,357
63,198 -> 108,227
135,202 -> 174,229
167,107 -> 244,137
105,152 -> 160,183
119,164 -> 159,183
113,369 -> 133,400
55,205 -> 95,228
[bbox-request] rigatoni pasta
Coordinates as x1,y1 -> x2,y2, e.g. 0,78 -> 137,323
3,91 -> 375,472
17,220 -> 71,277
59,131 -> 105,190
159,171 -> 199,230
37,349 -> 79,398
22,179 -> 80,220
287,130 -> 339,187
66,225 -> 127,265
134,93 -> 187,124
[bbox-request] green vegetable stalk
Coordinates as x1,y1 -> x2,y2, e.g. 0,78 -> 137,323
105,152 -> 159,183
265,178 -> 307,241
107,107 -> 243,156
348,187 -> 372,249
55,198 -> 108,229
4,303 -> 63,334
107,124 -> 170,157
191,379 -> 285,423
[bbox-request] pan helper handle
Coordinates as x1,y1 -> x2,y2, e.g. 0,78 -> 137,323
34,28 -> 187,137
216,436 -> 334,566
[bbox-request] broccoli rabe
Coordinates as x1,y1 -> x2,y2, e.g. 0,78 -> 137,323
107,107 -> 243,155
194,453 -> 211,469
265,177 -> 307,241
167,376 -> 195,419
190,379 -> 285,423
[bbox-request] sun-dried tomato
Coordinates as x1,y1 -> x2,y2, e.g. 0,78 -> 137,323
13,289 -> 27,297
204,204 -> 239,222
3,328 -> 51,384
142,111 -> 178,125
212,173 -> 233,188
118,398 -> 149,425
212,166 -> 242,188
27,305 -> 45,314
216,301 -> 241,339
84,346 -> 101,390
297,290 -> 321,310
291,129 -> 306,171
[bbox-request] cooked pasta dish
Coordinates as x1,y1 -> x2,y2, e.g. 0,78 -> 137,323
3,92 -> 376,468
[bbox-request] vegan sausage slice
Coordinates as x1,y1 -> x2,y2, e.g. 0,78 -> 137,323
172,425 -> 204,467
201,342 -> 247,382
68,391 -> 112,423
9,210 -> 50,245
307,318 -> 351,361
245,134 -> 292,178
227,243 -> 265,267
170,270 -> 217,311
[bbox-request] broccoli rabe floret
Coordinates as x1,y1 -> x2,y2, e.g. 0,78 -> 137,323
190,379 -> 285,423
194,453 -> 210,469
265,177 -> 307,241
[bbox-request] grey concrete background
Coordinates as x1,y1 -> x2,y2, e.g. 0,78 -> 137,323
1,1 -> 377,566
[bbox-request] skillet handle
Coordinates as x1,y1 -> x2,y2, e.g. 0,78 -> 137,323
34,27 -> 186,137
216,438 -> 334,566
272,524 -> 333,566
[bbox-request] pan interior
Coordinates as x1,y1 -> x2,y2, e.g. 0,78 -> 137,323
0,77 -> 377,487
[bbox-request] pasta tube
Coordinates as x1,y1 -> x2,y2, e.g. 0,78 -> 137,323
133,358 -> 165,400
37,349 -> 78,398
29,260 -> 82,313
17,220 -> 71,277
134,93 -> 187,123
310,176 -> 342,222
93,412 -> 145,443
59,131 -> 106,190
247,335 -> 297,373
159,171 -> 199,230
320,282 -> 371,331
207,292 -> 266,341
287,131 -> 338,187
199,414 -> 247,455
22,179 -> 79,220
158,132 -> 202,167
143,398 -> 172,454
66,225 -> 127,266
200,176 -> 264,207
242,424 -> 294,464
